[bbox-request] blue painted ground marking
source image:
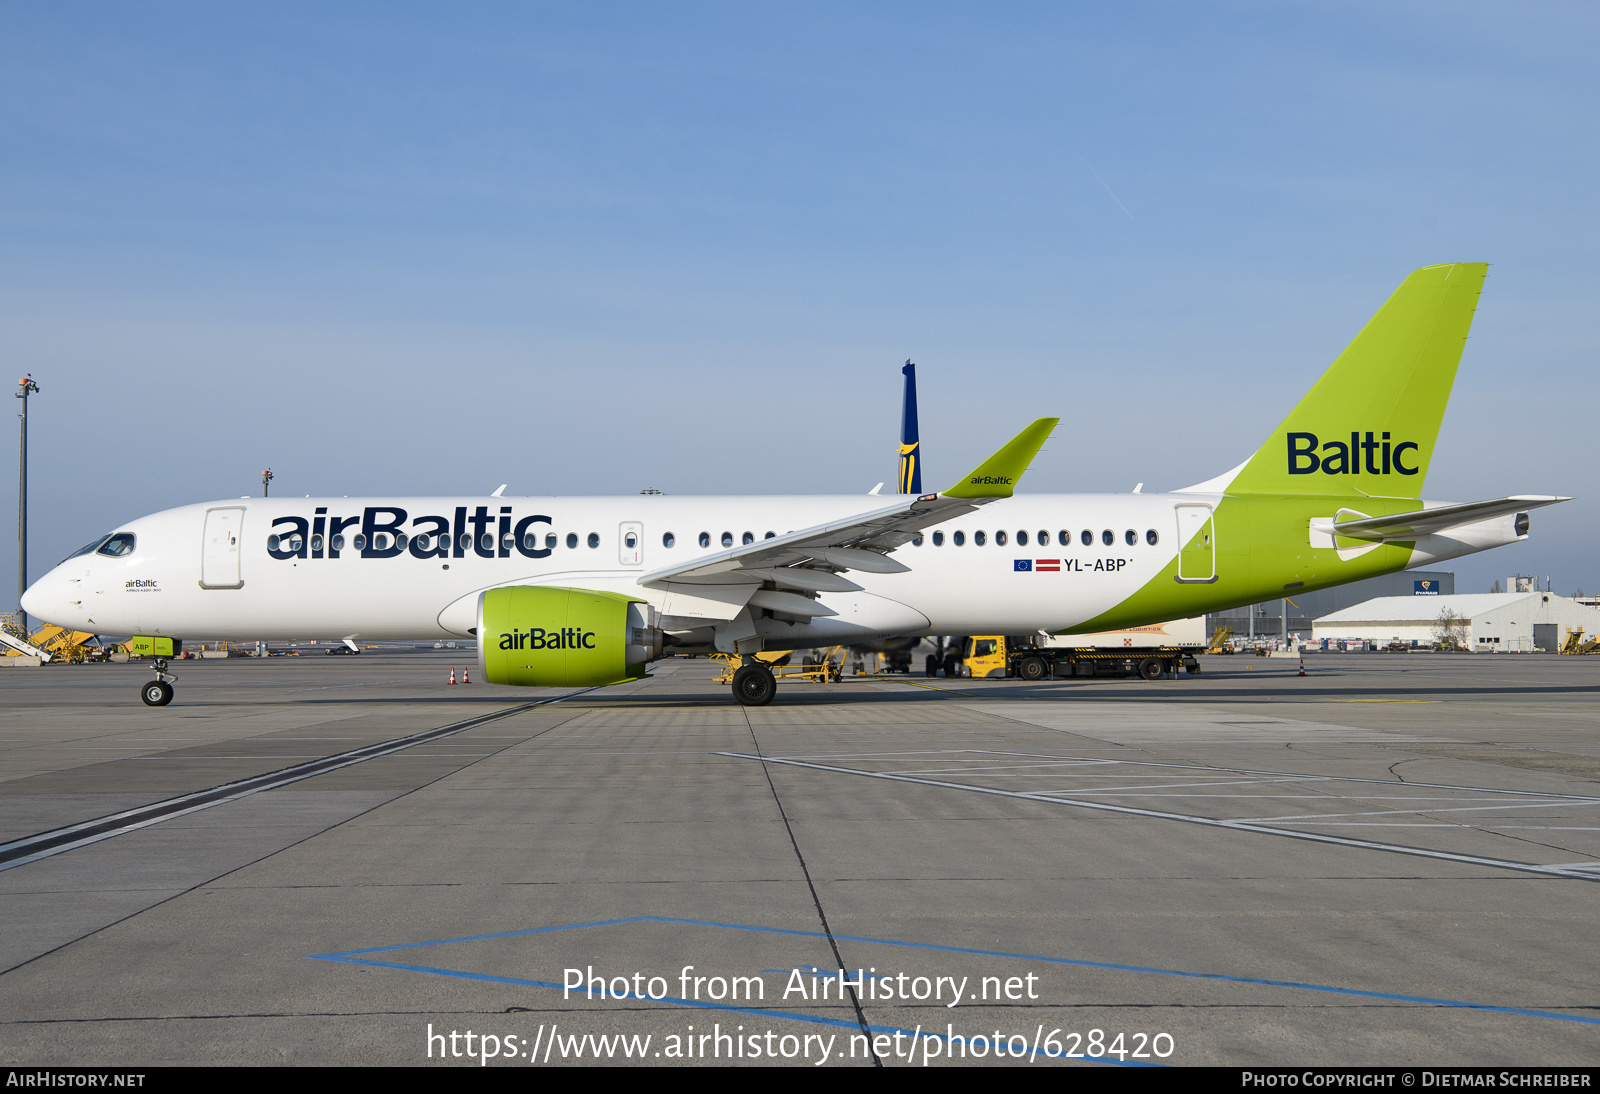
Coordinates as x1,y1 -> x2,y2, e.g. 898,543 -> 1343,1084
306,913 -> 1598,1048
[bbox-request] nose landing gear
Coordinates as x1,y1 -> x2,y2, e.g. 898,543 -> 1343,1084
140,659 -> 176,706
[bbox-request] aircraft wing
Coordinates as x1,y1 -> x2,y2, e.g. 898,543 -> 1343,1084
1330,495 -> 1569,542
638,491 -> 981,589
638,417 -> 1059,591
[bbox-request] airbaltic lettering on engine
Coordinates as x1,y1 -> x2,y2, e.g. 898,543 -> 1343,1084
266,507 -> 554,560
500,627 -> 597,651
1287,432 -> 1419,476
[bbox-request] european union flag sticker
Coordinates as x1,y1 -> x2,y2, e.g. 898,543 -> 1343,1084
1014,559 -> 1032,571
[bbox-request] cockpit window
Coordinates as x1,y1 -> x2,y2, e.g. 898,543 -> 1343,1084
96,533 -> 137,557
66,535 -> 113,560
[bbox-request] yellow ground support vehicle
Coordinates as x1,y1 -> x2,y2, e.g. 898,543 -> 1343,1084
957,635 -> 1201,682
713,647 -> 845,685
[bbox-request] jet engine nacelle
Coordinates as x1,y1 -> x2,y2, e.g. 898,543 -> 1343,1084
477,586 -> 663,687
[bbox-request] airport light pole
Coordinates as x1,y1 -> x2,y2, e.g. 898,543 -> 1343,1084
262,468 -> 273,498
16,374 -> 39,633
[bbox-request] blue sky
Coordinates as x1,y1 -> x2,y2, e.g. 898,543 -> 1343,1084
4,2 -> 1597,599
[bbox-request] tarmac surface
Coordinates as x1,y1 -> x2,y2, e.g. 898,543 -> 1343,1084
2,650 -> 1598,1067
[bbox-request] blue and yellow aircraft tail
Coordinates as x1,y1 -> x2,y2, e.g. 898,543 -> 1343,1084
897,360 -> 921,494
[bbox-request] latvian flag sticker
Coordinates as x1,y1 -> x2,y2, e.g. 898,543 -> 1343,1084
1035,559 -> 1061,572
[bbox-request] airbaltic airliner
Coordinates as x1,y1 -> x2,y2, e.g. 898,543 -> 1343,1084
20,263 -> 1567,706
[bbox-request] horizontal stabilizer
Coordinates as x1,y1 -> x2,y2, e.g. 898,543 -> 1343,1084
1318,495 -> 1569,543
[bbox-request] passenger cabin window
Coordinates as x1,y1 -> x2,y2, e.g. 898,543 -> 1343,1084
663,532 -> 676,548
912,534 -> 924,546
995,530 -> 1007,546
1080,529 -> 1093,546
932,532 -> 944,546
625,532 -> 638,549
742,531 -> 754,545
353,534 -> 367,550
1124,529 -> 1136,546
97,533 -> 136,557
1146,529 -> 1159,546
764,531 -> 775,539
1101,529 -> 1114,546
1017,530 -> 1028,546
332,535 -> 346,552
699,532 -> 711,548
566,533 -> 578,549
545,533 -> 558,549
974,530 -> 987,546
587,532 -> 600,548
721,532 -> 733,547
953,531 -> 966,546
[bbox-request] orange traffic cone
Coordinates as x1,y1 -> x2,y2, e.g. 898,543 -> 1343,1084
448,668 -> 456,685
462,665 -> 471,684
1298,653 -> 1306,677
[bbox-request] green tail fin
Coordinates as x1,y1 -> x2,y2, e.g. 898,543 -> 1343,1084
1226,262 -> 1488,498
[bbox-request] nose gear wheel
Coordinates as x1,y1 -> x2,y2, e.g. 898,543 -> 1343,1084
139,658 -> 178,706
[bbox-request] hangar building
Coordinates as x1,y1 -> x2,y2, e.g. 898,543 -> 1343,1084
1206,570 -> 1455,639
1312,592 -> 1600,652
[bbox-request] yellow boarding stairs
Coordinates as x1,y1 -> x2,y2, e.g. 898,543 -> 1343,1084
1,614 -> 100,663
1560,628 -> 1600,656
712,647 -> 846,685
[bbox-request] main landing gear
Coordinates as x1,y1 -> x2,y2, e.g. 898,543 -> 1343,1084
140,659 -> 176,706
731,662 -> 777,707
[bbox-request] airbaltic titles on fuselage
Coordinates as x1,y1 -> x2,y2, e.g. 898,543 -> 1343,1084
268,505 -> 557,561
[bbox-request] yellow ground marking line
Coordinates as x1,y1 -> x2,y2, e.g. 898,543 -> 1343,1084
896,680 -> 963,695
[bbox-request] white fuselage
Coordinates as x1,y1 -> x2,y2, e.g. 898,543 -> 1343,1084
21,493 -> 1213,644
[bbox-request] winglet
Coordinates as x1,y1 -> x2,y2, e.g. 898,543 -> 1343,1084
942,418 -> 1059,498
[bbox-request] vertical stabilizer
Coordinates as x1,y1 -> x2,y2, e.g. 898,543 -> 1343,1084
1226,263 -> 1488,498
898,359 -> 921,494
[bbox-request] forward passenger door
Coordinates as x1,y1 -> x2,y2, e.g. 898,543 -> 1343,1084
200,507 -> 245,589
